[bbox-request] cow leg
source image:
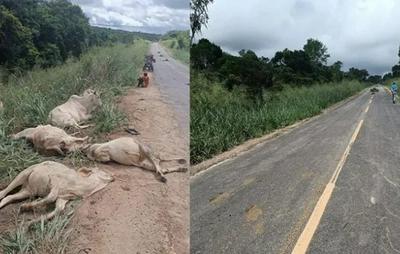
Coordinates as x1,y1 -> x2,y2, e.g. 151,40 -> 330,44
161,166 -> 188,174
50,146 -> 65,156
0,189 -> 30,209
138,144 -> 166,182
20,187 -> 59,211
11,127 -> 35,140
27,198 -> 68,226
0,168 -> 33,200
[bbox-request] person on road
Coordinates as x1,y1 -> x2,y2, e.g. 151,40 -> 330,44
391,82 -> 398,104
143,72 -> 150,88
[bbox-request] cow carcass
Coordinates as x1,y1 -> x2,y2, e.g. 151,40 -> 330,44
12,125 -> 88,156
48,89 -> 101,128
0,161 -> 113,223
86,137 -> 187,182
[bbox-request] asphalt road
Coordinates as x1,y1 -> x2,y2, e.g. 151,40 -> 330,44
191,87 -> 400,253
150,43 -> 189,135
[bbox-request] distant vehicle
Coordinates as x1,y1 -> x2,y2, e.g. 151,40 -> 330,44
145,54 -> 155,63
143,62 -> 153,72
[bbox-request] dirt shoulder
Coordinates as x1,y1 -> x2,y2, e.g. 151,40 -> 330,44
69,76 -> 189,254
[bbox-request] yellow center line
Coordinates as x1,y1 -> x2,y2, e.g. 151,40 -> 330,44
291,97 -> 372,254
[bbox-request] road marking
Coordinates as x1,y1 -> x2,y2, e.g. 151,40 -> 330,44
291,98 -> 372,254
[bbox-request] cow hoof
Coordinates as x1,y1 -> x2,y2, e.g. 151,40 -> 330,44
177,159 -> 187,164
159,175 -> 167,183
180,167 -> 188,172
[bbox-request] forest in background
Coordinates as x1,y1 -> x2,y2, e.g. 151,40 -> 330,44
190,38 -> 379,164
0,0 -> 160,75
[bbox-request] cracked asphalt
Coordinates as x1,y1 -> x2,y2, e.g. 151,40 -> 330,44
191,87 -> 400,253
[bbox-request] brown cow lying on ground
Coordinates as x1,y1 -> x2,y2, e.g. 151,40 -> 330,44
48,89 -> 101,128
0,161 -> 113,224
85,137 -> 187,182
12,125 -> 88,156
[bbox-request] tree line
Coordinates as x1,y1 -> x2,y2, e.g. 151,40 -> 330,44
191,38 -> 380,101
0,0 -> 160,73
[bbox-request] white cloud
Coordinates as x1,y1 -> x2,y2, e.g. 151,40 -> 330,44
202,0 -> 400,74
70,0 -> 189,34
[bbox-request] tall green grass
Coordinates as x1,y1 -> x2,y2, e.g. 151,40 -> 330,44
191,74 -> 366,164
160,31 -> 189,65
0,211 -> 74,254
0,40 -> 148,133
0,40 -> 149,253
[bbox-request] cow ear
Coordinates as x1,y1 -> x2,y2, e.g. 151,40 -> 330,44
78,167 -> 93,177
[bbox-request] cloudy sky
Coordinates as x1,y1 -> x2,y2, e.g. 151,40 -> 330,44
201,0 -> 400,75
70,0 -> 189,34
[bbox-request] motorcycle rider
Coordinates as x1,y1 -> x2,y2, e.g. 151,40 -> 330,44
391,81 -> 398,104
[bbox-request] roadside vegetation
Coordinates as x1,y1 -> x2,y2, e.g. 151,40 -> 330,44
161,30 -> 190,64
0,0 -> 159,75
191,74 -> 365,164
0,40 -> 149,253
190,38 -> 373,164
0,1 -> 152,252
0,209 -> 74,254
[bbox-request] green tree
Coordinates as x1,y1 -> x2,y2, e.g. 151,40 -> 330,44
191,38 -> 223,70
0,6 -> 38,70
346,67 -> 369,81
329,61 -> 343,82
190,0 -> 214,45
303,38 -> 330,65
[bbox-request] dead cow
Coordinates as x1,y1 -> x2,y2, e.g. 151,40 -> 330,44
0,161 -> 113,223
86,137 -> 187,182
48,89 -> 101,128
12,125 -> 88,156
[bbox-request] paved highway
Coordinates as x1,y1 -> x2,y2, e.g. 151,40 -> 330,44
191,87 -> 400,253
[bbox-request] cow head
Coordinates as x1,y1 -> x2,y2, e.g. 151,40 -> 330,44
85,143 -> 101,161
60,136 -> 89,153
77,166 -> 114,197
81,89 -> 102,111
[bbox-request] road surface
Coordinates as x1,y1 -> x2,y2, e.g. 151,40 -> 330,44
191,87 -> 400,253
150,43 -> 189,136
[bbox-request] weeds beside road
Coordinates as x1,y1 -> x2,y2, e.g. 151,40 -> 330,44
0,40 -> 149,253
190,75 -> 367,164
160,31 -> 190,65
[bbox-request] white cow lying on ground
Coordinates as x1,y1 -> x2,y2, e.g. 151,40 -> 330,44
0,161 -> 113,224
48,89 -> 101,128
12,125 -> 88,156
86,137 -> 187,182
0,101 -> 3,111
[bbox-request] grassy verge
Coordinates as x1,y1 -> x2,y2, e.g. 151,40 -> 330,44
160,31 -> 189,65
0,210 -> 74,254
0,40 -> 149,253
191,74 -> 367,164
